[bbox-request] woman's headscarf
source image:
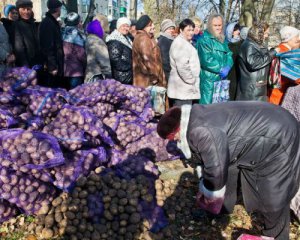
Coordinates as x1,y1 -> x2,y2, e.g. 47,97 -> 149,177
247,22 -> 268,45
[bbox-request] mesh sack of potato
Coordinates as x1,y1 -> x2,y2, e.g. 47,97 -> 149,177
18,113 -> 46,131
0,129 -> 65,172
125,130 -> 182,162
103,112 -> 156,148
0,166 -> 58,215
0,67 -> 37,92
19,86 -> 68,118
0,199 -> 19,223
0,91 -> 16,105
0,108 -> 18,128
68,79 -> 126,106
43,105 -> 113,151
51,147 -> 107,192
90,102 -> 115,119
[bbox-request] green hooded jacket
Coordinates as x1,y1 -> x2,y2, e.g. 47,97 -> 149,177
197,30 -> 233,104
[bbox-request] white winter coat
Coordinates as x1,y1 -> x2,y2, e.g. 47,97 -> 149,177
167,34 -> 201,100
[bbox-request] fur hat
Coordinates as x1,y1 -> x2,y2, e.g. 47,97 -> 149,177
117,17 -> 131,29
4,4 -> 16,17
160,19 -> 176,32
16,0 -> 33,9
47,0 -> 63,10
280,26 -> 300,42
86,19 -> 104,39
65,12 -> 80,26
157,107 -> 181,139
136,15 -> 152,30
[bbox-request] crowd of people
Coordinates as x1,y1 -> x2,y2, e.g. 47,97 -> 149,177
1,0 -> 299,107
1,0 -> 300,239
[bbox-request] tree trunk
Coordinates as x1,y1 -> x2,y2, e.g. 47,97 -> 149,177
219,0 -> 226,16
65,0 -> 78,13
260,0 -> 275,22
239,0 -> 256,27
130,0 -> 137,19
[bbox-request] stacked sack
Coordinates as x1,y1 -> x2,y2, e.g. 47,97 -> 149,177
0,67 -> 182,235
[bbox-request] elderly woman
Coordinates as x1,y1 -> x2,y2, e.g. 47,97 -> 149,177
157,19 -> 176,81
84,19 -> 111,83
167,19 -> 201,107
106,17 -> 133,84
269,26 -> 300,105
236,22 -> 276,101
132,15 -> 166,88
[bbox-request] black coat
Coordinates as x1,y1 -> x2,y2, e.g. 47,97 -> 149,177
227,41 -> 242,100
157,34 -> 173,81
236,39 -> 276,101
1,18 -> 14,44
13,18 -> 41,67
107,39 -> 133,84
187,102 -> 300,213
39,12 -> 64,76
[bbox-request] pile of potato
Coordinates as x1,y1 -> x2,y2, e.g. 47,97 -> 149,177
90,102 -> 114,119
0,167 -> 57,215
0,67 -> 37,92
36,167 -> 159,240
0,129 -> 64,173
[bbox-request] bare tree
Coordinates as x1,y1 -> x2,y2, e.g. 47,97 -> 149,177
260,0 -> 275,22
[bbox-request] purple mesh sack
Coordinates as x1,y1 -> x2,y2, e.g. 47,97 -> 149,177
0,199 -> 19,223
52,147 -> 107,192
0,129 -> 65,172
0,166 -> 57,215
43,105 -> 113,151
0,108 -> 18,128
125,130 -> 181,162
0,91 -> 15,104
19,86 -> 68,118
19,113 -> 45,131
68,79 -> 125,106
103,113 -> 155,147
0,67 -> 37,92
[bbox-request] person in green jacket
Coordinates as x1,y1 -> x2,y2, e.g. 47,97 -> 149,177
197,14 -> 233,104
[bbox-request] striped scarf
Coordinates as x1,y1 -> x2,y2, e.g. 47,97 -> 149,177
277,49 -> 300,81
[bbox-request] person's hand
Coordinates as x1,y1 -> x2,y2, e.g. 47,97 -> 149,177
6,54 -> 15,65
50,69 -> 58,76
195,179 -> 225,215
219,66 -> 231,79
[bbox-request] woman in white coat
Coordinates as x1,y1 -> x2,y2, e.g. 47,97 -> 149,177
167,18 -> 201,107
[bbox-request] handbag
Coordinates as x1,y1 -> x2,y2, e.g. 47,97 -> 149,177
212,79 -> 230,103
146,86 -> 167,115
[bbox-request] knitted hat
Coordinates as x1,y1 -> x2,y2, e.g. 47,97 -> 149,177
4,4 -> 16,17
86,19 -> 104,39
16,0 -> 33,9
280,26 -> 300,42
136,15 -> 152,30
157,107 -> 181,139
160,19 -> 176,32
47,0 -> 63,10
65,12 -> 80,26
117,17 -> 131,29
